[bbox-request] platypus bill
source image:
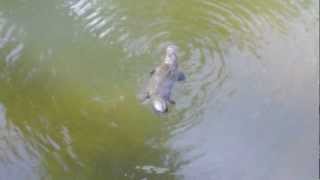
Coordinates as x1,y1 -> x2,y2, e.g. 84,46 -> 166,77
142,45 -> 185,113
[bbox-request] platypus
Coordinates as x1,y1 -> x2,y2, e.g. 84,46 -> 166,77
142,45 -> 185,113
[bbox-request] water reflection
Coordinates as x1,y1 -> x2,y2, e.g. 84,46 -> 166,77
0,15 -> 25,66
0,85 -> 187,179
65,0 -> 128,41
63,0 -> 309,132
0,103 -> 43,180
0,0 -> 317,179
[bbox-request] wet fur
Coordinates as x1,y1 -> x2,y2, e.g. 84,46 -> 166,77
142,45 -> 184,113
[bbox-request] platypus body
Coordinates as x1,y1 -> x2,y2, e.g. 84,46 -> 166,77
142,45 -> 185,113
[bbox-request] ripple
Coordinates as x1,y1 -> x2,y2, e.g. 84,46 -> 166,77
0,1 -> 314,179
0,15 -> 25,67
64,0 -> 303,132
0,103 -> 6,128
66,0 -> 129,42
0,102 -> 42,180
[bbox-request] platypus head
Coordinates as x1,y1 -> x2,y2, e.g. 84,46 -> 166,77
152,97 -> 168,113
164,45 -> 178,65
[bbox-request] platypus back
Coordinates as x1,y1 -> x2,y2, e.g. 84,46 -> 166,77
142,45 -> 185,113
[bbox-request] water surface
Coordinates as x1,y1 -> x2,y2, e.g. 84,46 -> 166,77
0,0 -> 318,179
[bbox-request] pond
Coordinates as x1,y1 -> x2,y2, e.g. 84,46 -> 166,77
0,0 -> 318,179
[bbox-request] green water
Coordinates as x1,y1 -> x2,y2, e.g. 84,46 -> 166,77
0,0 -> 318,179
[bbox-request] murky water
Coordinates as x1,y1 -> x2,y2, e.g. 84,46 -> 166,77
0,0 -> 318,179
